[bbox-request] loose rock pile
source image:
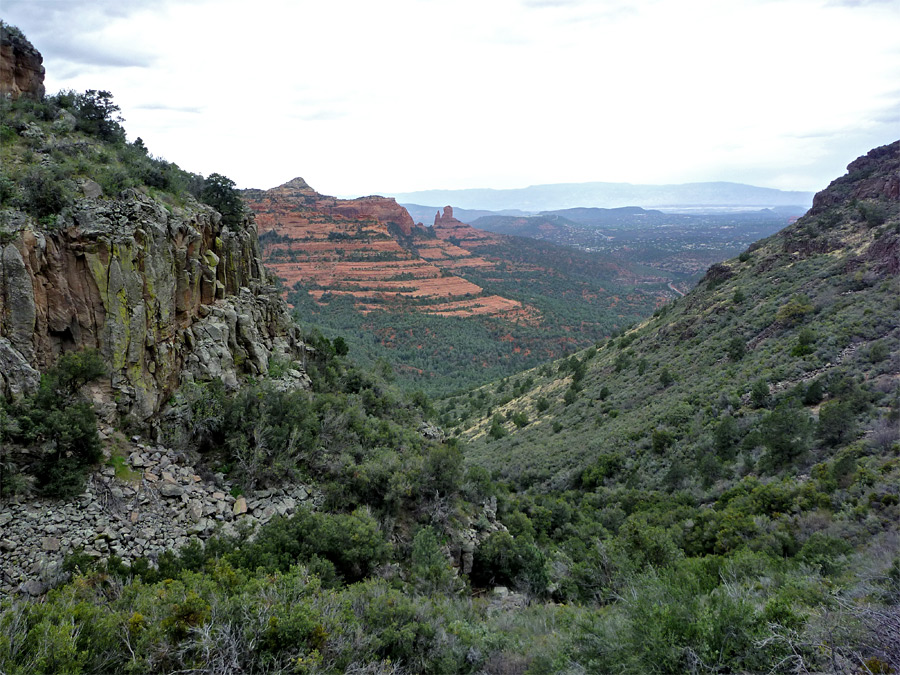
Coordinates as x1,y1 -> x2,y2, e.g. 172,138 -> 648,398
0,437 -> 317,596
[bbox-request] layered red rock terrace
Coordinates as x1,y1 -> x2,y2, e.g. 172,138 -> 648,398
243,180 -> 538,320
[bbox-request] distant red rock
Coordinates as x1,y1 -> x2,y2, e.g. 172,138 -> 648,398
242,180 -> 536,320
432,205 -> 501,247
247,178 -> 416,236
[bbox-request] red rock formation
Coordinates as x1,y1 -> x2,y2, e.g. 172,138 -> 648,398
242,180 -> 535,319
431,205 -> 501,247
0,23 -> 45,100
247,178 -> 417,236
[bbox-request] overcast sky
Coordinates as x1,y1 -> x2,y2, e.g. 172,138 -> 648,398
3,0 -> 899,197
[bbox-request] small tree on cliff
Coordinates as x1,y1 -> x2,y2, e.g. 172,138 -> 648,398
201,173 -> 244,228
73,90 -> 126,143
9,350 -> 106,497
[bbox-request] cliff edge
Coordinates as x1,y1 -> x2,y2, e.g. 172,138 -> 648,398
0,189 -> 309,423
0,22 -> 45,100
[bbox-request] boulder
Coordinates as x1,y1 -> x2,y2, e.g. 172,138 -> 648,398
158,483 -> 184,498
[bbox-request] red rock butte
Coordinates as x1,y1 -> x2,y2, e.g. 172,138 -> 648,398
242,180 -> 538,320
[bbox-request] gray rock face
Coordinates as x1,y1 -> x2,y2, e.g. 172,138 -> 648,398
1,243 -> 36,359
0,190 -> 310,422
0,338 -> 40,399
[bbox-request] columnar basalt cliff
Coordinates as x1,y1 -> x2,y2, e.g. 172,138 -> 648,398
0,23 -> 45,100
0,189 -> 309,422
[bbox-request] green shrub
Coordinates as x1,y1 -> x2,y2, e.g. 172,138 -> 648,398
421,442 -> 464,496
582,452 -> 625,488
817,399 -> 856,447
575,561 -> 777,674
791,327 -> 816,357
5,350 -> 105,497
161,590 -> 210,641
471,531 -> 548,594
659,368 -> 674,388
651,428 -> 674,454
751,379 -> 770,409
20,166 -> 72,219
759,404 -> 813,470
727,335 -> 746,360
70,89 -> 126,142
776,295 -> 814,326
714,416 -> 741,459
351,581 -> 441,667
797,532 -> 852,575
867,340 -> 889,363
410,527 -> 461,594
803,379 -> 824,405
200,173 -> 244,227
231,508 -> 390,584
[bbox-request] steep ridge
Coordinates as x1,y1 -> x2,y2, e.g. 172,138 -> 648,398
243,179 -> 535,320
444,141 -> 899,488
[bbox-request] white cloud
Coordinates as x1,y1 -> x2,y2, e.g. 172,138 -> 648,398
3,0 -> 898,196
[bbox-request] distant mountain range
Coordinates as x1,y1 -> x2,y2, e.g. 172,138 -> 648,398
390,181 -> 814,213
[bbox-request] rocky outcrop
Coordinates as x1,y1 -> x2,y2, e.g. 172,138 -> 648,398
0,189 -> 309,421
328,195 -> 417,236
810,141 -> 900,214
0,23 -> 45,100
242,179 -> 535,318
246,177 -> 417,236
431,205 -> 502,248
434,205 -> 456,227
0,433 -> 319,596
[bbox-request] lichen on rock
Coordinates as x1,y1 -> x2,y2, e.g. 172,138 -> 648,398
0,188 -> 309,422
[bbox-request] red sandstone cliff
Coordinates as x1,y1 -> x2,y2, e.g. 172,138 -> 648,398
242,180 -> 536,319
0,23 -> 45,100
246,178 -> 417,237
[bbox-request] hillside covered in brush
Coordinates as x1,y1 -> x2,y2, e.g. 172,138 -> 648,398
446,142 -> 898,490
2,24 -> 898,675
